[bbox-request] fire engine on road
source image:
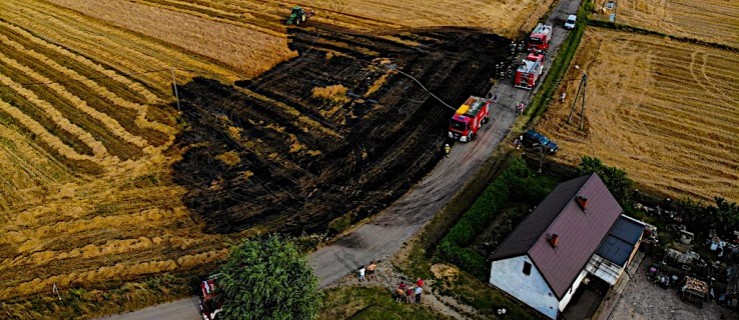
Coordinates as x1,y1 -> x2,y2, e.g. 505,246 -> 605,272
527,23 -> 553,53
448,96 -> 492,142
514,52 -> 545,90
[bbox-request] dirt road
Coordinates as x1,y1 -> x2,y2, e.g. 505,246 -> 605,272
97,0 -> 582,318
308,0 -> 583,289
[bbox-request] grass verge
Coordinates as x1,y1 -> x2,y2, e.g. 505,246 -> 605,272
434,264 -> 538,320
526,0 -> 591,125
319,286 -> 447,320
0,273 -> 200,320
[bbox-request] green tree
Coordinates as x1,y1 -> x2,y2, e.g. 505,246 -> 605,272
219,235 -> 320,320
578,156 -> 633,204
715,197 -> 739,230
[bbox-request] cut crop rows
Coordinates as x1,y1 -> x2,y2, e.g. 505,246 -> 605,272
0,0 -> 245,310
1,0 -> 241,92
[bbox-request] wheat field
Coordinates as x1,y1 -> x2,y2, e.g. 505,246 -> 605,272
0,0 -> 255,316
608,0 -> 739,48
0,0 -> 552,317
538,28 -> 739,202
92,0 -> 554,38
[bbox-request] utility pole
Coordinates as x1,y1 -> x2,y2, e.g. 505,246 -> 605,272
171,66 -> 181,111
537,146 -> 547,173
566,72 -> 587,129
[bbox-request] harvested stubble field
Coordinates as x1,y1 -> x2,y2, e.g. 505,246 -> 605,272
0,0 -> 525,318
537,28 -> 739,202
602,0 -> 739,48
75,0 -> 555,38
0,0 -> 251,317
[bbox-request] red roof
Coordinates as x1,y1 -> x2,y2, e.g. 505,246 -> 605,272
490,174 -> 623,299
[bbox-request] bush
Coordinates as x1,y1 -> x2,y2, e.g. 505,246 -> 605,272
438,241 -> 488,279
218,235 -> 320,320
438,158 -> 528,277
578,156 -> 633,205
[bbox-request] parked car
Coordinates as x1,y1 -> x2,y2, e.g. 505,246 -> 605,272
521,130 -> 558,153
564,15 -> 577,30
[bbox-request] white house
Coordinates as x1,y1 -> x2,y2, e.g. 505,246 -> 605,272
489,174 -> 644,319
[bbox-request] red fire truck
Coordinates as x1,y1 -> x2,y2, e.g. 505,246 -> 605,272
514,52 -> 545,90
527,23 -> 552,52
198,275 -> 223,320
448,96 -> 492,142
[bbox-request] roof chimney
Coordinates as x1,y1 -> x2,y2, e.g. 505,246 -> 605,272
576,196 -> 588,210
549,234 -> 559,248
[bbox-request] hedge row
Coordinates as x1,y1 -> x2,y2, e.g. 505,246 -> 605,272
587,19 -> 738,52
438,158 -> 530,278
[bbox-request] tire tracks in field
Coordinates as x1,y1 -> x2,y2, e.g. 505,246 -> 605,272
692,50 -> 736,109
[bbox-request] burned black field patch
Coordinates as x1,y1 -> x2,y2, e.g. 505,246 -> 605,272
173,27 -> 509,234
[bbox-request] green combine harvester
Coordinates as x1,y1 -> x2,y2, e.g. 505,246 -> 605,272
286,6 -> 315,25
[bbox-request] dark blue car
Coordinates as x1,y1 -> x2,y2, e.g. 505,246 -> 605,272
521,130 -> 558,153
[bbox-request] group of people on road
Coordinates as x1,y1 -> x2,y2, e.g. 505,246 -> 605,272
357,260 -> 378,282
355,262 -> 425,304
394,278 -> 424,304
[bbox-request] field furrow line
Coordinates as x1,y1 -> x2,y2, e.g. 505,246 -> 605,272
0,4 -> 173,89
3,1 -> 238,87
0,33 -> 174,139
10,233 -> 224,271
0,21 -> 161,104
0,73 -> 112,159
0,131 -> 72,187
0,99 -> 93,162
0,50 -> 149,150
2,207 -> 191,268
0,248 -> 229,299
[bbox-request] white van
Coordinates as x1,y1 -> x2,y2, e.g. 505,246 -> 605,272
564,15 -> 577,30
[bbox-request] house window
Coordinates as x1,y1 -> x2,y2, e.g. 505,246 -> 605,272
523,261 -> 532,275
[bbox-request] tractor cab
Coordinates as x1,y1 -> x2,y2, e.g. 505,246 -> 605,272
286,6 -> 314,25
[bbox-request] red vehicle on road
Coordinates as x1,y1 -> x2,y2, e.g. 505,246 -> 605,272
199,275 -> 222,320
527,23 -> 553,53
448,96 -> 492,142
514,52 -> 545,90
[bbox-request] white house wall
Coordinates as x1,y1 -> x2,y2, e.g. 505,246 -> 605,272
490,255 -> 559,319
559,269 -> 588,311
